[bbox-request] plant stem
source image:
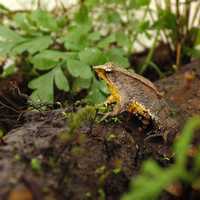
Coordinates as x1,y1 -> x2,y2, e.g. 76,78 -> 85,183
165,0 -> 171,12
191,1 -> 200,27
149,61 -> 164,78
184,0 -> 191,35
175,0 -> 182,68
139,31 -> 159,74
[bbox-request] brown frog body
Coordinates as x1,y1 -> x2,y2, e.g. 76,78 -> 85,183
94,62 -> 178,140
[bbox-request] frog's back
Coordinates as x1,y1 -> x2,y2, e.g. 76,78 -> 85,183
107,70 -> 162,116
113,66 -> 162,97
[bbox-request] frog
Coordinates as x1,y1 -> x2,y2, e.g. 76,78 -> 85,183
93,62 -> 178,141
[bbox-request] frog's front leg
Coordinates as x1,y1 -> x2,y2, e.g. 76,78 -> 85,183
99,103 -> 121,122
105,94 -> 116,106
110,103 -> 122,116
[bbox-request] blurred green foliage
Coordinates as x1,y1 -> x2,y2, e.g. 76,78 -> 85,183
122,116 -> 200,200
0,0 -> 199,104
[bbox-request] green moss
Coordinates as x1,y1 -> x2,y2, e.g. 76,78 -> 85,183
68,105 -> 96,135
31,158 -> 42,172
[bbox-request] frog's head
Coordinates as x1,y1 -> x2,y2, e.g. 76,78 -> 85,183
93,62 -> 121,106
93,62 -> 115,82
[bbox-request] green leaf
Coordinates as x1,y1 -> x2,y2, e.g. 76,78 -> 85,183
31,10 -> 58,32
67,59 -> 81,77
153,10 -> 176,30
88,32 -> 101,41
72,78 -> 91,92
136,20 -> 150,33
98,80 -> 109,95
1,64 -> 17,77
116,32 -> 130,48
62,26 -> 91,51
185,47 -> 200,59
57,16 -> 68,28
106,48 -> 129,68
0,25 -> 24,42
14,13 -> 36,33
54,66 -> 69,92
79,48 -> 106,65
86,87 -> 106,104
28,70 -> 54,103
75,5 -> 89,24
104,11 -> 121,24
174,116 -> 200,166
85,77 -> 107,104
67,59 -> 92,79
0,41 -> 16,56
31,50 -> 68,70
97,33 -> 116,49
85,0 -> 100,7
129,0 -> 150,8
13,36 -> 52,54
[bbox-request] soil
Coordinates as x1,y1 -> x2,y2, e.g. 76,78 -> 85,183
0,59 -> 200,200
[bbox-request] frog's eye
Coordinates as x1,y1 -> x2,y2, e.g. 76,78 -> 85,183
105,67 -> 112,72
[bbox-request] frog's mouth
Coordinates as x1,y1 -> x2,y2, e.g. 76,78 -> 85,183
94,68 -> 121,105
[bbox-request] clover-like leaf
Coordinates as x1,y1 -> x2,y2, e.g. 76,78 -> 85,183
97,33 -> 116,49
0,25 -> 24,42
31,10 -> 58,32
106,48 -> 129,68
0,42 -> 16,56
31,50 -> 69,70
62,27 -> 90,51
85,76 -> 108,104
0,26 -> 25,56
67,59 -> 93,79
79,48 -> 106,65
14,13 -> 37,34
153,10 -> 176,30
13,36 -> 52,54
54,66 -> 69,92
72,78 -> 91,92
88,31 -> 101,41
28,70 -> 54,103
116,32 -> 130,48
